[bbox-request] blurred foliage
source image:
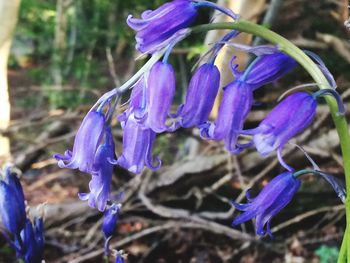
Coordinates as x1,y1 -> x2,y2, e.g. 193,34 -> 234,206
315,245 -> 339,263
13,0 -> 173,108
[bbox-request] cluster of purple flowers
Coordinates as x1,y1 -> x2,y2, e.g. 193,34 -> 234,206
55,0 -> 344,239
0,167 -> 44,263
54,0 -> 240,212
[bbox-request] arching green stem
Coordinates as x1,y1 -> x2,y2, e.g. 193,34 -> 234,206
191,20 -> 350,262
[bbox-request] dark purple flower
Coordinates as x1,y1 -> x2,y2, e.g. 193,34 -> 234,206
79,127 -> 117,212
21,218 -> 45,263
117,117 -> 160,174
127,0 -> 197,54
127,0 -> 238,54
115,254 -> 124,263
54,110 -> 106,173
177,63 -> 220,128
245,92 -> 317,156
232,171 -> 300,237
201,81 -> 253,153
146,61 -> 176,133
239,52 -> 297,90
102,203 -> 121,238
0,167 -> 26,236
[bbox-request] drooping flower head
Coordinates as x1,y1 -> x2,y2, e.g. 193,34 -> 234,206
240,52 -> 297,90
115,254 -> 124,263
146,61 -> 177,133
117,74 -> 161,174
232,171 -> 300,237
0,167 -> 26,237
127,0 -> 238,54
102,203 -> 121,239
21,218 -> 45,263
79,127 -> 117,212
246,92 -> 317,156
177,63 -> 220,128
127,1 -> 197,54
0,167 -> 45,263
54,110 -> 106,173
117,117 -> 160,174
200,52 -> 297,153
201,80 -> 253,153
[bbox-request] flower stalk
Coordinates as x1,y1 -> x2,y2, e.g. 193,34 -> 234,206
191,20 -> 350,262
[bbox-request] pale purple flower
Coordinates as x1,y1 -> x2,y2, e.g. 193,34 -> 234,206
146,61 -> 176,133
117,117 -> 160,174
79,127 -> 117,212
54,110 -> 106,173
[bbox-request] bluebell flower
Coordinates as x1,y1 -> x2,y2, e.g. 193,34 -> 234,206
244,92 -> 317,156
240,52 -> 297,90
127,0 -> 197,54
200,52 -> 297,153
21,218 -> 45,263
117,117 -> 160,174
102,203 -> 121,238
118,75 -> 161,174
0,167 -> 45,263
127,0 -> 238,54
146,61 -> 176,133
201,81 -> 254,153
115,254 -> 125,263
54,110 -> 106,173
79,127 -> 117,212
177,63 -> 220,128
0,167 -> 26,237
232,171 -> 300,237
120,62 -> 177,133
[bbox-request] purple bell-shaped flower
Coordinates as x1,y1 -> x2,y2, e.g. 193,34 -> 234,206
127,0 -> 198,54
241,52 -> 297,90
54,110 -> 106,173
127,0 -> 238,54
0,167 -> 26,237
232,171 -> 300,237
79,127 -> 117,212
102,203 -> 121,239
21,218 -> 45,263
177,63 -> 220,128
146,61 -> 176,133
201,80 -> 253,153
245,92 -> 317,156
117,117 -> 160,174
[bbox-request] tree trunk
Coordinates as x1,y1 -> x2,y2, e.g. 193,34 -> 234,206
51,0 -> 70,107
0,0 -> 21,162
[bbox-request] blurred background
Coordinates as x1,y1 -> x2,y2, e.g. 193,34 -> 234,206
0,0 -> 350,262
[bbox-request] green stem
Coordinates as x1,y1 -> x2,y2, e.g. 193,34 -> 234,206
191,21 -> 350,262
104,255 -> 110,263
